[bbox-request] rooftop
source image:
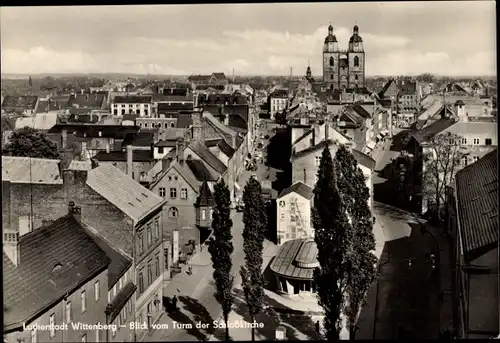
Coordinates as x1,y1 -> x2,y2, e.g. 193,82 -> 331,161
113,95 -> 152,104
455,150 -> 498,262
3,215 -> 110,332
86,164 -> 165,223
185,159 -> 218,182
94,150 -> 154,162
195,180 -> 215,207
15,112 -> 59,131
278,181 -> 314,200
270,238 -> 318,280
188,139 -> 228,175
2,156 -> 62,184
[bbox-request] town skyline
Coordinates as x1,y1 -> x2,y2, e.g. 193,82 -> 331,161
1,2 -> 496,77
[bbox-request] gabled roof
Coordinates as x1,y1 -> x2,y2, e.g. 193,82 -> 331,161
270,89 -> 289,98
86,164 -> 165,222
278,181 -> 313,200
2,156 -> 62,184
455,150 -> 498,262
188,75 -> 211,82
158,103 -> 194,112
185,159 -> 218,182
187,139 -> 227,175
212,72 -> 227,80
69,94 -> 106,108
351,149 -> 376,170
2,95 -> 38,110
378,79 -> 398,98
351,103 -> 371,119
195,180 -> 215,207
113,95 -> 152,104
203,111 -> 239,137
412,117 -> 457,144
15,112 -> 60,131
216,139 -> 236,158
3,215 -> 110,332
155,139 -> 178,147
35,99 -> 63,113
121,132 -> 154,148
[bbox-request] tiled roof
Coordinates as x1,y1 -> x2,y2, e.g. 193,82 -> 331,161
177,113 -> 194,128
158,103 -> 194,112
203,111 -> 238,137
351,149 -> 376,170
69,94 -> 106,108
48,124 -> 140,138
94,150 -> 154,162
455,150 -> 498,262
2,156 -> 62,184
441,121 -> 497,137
270,89 -> 289,98
203,94 -> 247,105
153,94 -> 194,102
212,72 -> 226,80
217,139 -> 236,158
15,112 -> 59,131
35,99 -> 63,114
162,87 -> 190,96
122,132 -> 154,148
188,139 -> 227,175
270,238 -> 317,280
278,181 -> 313,200
188,75 -> 211,82
185,159 -> 218,181
2,95 -> 38,110
412,117 -> 457,144
204,138 -> 223,147
67,113 -> 100,124
86,164 -> 165,222
81,224 -> 132,289
113,95 -> 152,104
195,180 -> 215,207
3,215 -> 110,331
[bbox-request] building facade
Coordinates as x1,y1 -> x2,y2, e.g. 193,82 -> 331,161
323,25 -> 365,91
112,96 -> 153,117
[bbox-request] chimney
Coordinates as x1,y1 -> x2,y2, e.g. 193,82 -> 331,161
126,145 -> 133,178
231,134 -> 237,149
4,236 -> 20,266
223,114 -> 229,126
68,200 -> 75,214
105,139 -> 110,153
176,139 -> 185,163
61,129 -> 68,149
162,157 -> 172,172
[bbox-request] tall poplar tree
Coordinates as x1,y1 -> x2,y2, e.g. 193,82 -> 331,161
313,147 -> 351,340
240,176 -> 267,341
334,145 -> 378,340
207,180 -> 235,341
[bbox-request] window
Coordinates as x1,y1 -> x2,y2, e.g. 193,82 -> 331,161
155,255 -> 160,277
94,281 -> 100,302
354,56 -> 359,67
121,109 -> 125,115
136,109 -> 140,115
461,138 -> 467,145
81,334 -> 87,343
154,219 -> 160,240
49,314 -> 55,338
461,156 -> 468,167
108,291 -> 111,303
315,156 -> 321,166
174,176 -> 178,181
148,262 -> 153,285
81,290 -> 87,313
147,225 -> 152,245
180,188 -> 188,199
112,325 -> 116,337
158,147 -> 164,154
330,74 -> 333,80
168,176 -> 172,181
485,138 -> 492,145
329,57 -> 334,67
164,123 -> 169,128
169,207 -> 178,218
355,74 -> 358,81
123,307 -> 127,321
473,156 -> 480,163
144,109 -> 148,116
113,109 -> 118,115
144,122 -> 148,128
137,233 -> 144,255
170,188 -> 177,198
138,270 -> 144,293
66,301 -> 72,323
280,213 -> 285,219
159,188 -> 166,197
171,122 -> 175,128
201,209 -> 206,220
473,138 -> 480,145
113,283 -> 117,297
32,328 -> 38,343
128,299 -> 133,314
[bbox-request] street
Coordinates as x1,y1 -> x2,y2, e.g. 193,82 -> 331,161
144,119 -> 278,342
356,137 -> 441,340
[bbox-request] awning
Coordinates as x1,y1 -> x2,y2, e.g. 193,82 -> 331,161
366,141 -> 376,150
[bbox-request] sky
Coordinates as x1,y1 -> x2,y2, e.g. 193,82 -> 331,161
0,2 -> 496,77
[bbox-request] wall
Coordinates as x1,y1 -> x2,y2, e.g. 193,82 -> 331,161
270,97 -> 287,119
137,117 -> 178,130
107,267 -> 135,343
112,103 -> 152,117
276,193 -> 312,245
5,269 -> 108,343
149,165 -> 199,247
97,160 -> 156,183
153,146 -> 175,160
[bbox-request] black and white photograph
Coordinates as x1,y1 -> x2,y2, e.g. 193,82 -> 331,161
1,2 -> 498,342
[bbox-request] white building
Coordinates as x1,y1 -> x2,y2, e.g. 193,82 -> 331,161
112,95 -> 152,117
268,89 -> 289,120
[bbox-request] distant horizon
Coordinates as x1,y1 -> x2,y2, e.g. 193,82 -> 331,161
1,3 -> 496,76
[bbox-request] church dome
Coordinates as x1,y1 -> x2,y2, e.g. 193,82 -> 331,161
349,24 -> 363,43
324,34 -> 338,43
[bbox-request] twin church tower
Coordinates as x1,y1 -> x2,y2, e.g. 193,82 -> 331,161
321,24 -> 366,91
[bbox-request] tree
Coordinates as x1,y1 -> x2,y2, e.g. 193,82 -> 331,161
6,127 -> 60,159
334,145 -> 378,340
416,73 -> 435,83
313,147 -> 351,340
421,132 -> 466,219
208,179 -> 235,342
240,176 -> 267,341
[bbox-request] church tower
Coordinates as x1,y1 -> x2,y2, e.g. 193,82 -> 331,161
322,24 -> 340,91
306,63 -> 312,80
348,25 -> 365,88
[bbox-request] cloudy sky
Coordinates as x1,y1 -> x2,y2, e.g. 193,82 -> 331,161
1,2 -> 496,76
